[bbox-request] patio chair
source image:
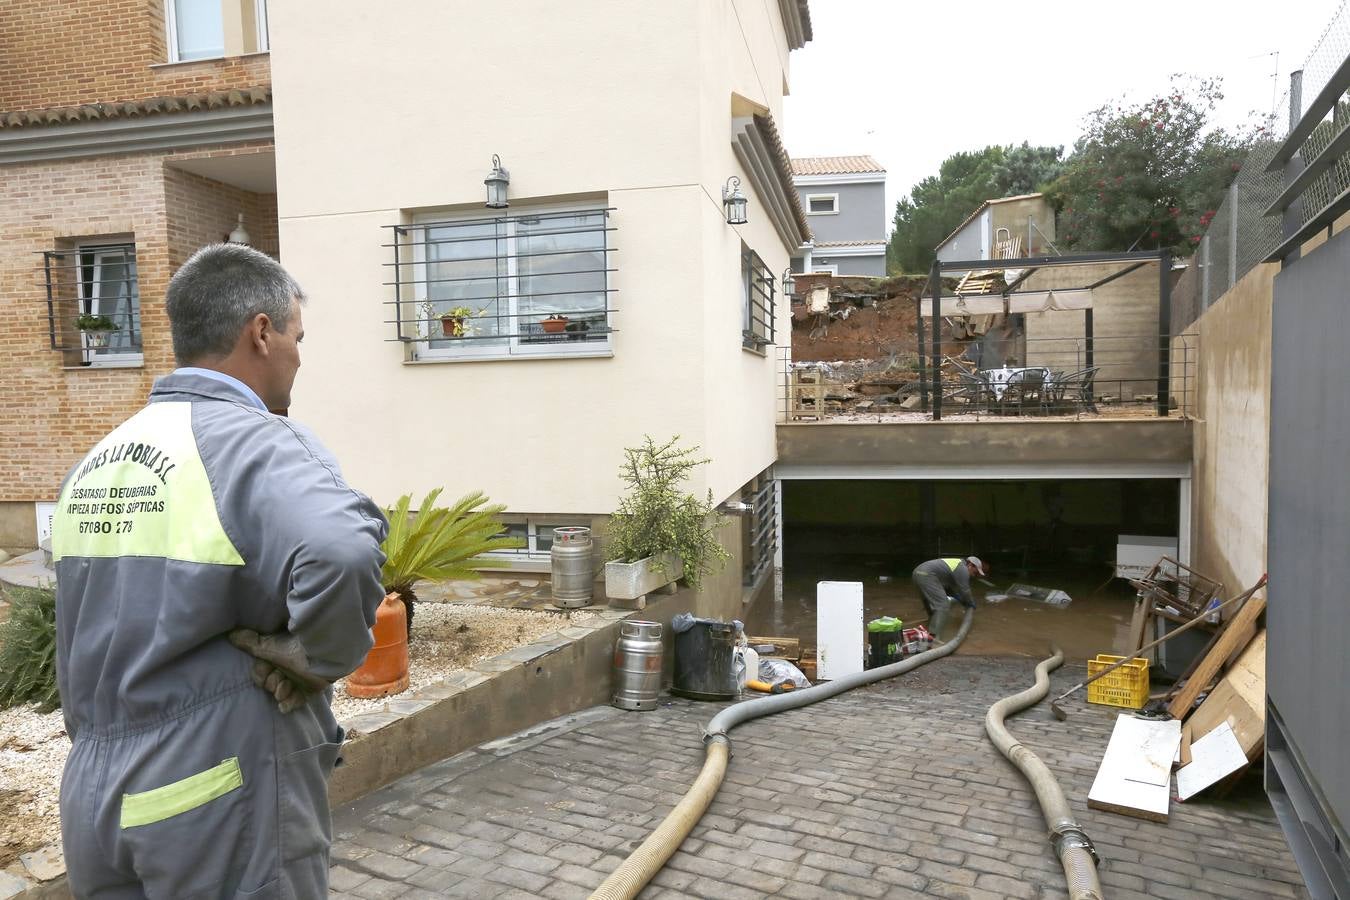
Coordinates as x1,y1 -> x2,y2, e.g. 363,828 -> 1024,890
953,369 -> 991,413
1056,366 -> 1101,414
1001,368 -> 1048,416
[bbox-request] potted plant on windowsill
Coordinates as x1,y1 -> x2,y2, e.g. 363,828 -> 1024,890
541,314 -> 569,334
603,436 -> 729,608
76,314 -> 118,348
440,305 -> 475,338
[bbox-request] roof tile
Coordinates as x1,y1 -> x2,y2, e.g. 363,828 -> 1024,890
0,86 -> 272,130
790,155 -> 885,176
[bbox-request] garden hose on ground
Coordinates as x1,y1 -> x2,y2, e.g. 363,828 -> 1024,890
985,647 -> 1103,900
589,610 -> 975,900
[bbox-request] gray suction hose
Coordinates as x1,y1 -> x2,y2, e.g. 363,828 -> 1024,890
985,647 -> 1103,900
590,610 -> 975,900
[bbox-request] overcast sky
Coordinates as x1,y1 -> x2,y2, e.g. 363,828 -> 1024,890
783,0 -> 1345,229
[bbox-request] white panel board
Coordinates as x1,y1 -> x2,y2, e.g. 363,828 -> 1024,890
816,581 -> 864,681
1176,721 -> 1249,800
34,502 -> 57,546
1088,714 -> 1182,822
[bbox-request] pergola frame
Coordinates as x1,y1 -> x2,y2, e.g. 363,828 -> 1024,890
919,249 -> 1173,420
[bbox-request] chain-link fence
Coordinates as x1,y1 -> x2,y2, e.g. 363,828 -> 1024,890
1175,0 -> 1350,332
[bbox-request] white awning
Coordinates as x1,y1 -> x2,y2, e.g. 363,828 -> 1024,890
920,288 -> 1094,317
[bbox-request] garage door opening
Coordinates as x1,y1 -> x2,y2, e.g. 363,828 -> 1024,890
745,478 -> 1182,660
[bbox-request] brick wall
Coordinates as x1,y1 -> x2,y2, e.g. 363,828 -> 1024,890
0,144 -> 277,524
0,0 -> 270,112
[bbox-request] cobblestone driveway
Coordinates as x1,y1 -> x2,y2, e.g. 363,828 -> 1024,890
330,656 -> 1307,899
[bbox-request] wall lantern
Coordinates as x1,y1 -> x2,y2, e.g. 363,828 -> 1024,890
722,176 -> 748,225
781,268 -> 796,296
227,213 -> 251,245
484,154 -> 510,209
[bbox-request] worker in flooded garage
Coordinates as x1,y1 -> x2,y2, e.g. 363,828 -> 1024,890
911,556 -> 989,641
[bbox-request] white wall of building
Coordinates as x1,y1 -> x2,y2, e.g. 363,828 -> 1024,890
271,0 -> 798,513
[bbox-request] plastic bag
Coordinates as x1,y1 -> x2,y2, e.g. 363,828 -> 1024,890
671,613 -> 743,634
757,657 -> 810,689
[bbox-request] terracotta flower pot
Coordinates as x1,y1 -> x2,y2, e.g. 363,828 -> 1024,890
440,315 -> 466,338
346,592 -> 410,698
541,317 -> 569,334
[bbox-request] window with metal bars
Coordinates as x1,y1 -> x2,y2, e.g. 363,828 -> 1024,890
42,242 -> 142,366
741,247 -> 775,351
387,206 -> 617,360
743,468 -> 777,589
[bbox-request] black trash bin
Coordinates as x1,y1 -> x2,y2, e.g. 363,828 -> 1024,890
671,619 -> 739,700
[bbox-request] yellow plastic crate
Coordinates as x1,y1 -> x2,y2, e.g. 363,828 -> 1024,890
1086,654 -> 1150,710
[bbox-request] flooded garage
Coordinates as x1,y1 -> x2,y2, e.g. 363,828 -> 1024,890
745,478 -> 1182,662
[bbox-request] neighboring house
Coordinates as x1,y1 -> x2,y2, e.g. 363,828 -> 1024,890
0,0 -> 277,551
934,192 -> 1056,262
790,155 -> 887,276
0,0 -> 813,603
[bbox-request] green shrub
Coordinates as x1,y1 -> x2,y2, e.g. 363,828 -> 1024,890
0,585 -> 59,712
606,435 -> 729,593
380,489 -> 524,632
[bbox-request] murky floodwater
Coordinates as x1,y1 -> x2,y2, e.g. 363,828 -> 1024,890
744,555 -> 1135,662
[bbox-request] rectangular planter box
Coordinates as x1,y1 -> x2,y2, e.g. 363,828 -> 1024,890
604,553 -> 684,600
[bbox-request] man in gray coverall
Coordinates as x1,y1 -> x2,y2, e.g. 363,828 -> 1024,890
911,556 -> 989,641
51,243 -> 388,899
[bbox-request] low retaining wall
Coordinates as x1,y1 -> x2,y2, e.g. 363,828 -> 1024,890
7,584 -> 711,897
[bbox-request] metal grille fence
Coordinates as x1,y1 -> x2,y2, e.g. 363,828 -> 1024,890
1176,0 -> 1350,330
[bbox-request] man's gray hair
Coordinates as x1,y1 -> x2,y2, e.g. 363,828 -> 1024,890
165,243 -> 307,364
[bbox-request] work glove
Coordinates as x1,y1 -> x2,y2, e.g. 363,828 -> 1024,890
228,629 -> 333,714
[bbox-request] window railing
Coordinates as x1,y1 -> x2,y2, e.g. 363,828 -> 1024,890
742,248 -> 776,350
384,207 -> 618,360
40,243 -> 142,365
743,469 -> 777,589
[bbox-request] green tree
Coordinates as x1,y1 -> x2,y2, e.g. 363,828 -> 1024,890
887,142 -> 1064,274
1046,77 -> 1256,255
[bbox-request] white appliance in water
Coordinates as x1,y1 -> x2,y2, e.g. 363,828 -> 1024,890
1115,535 -> 1178,580
816,581 -> 865,680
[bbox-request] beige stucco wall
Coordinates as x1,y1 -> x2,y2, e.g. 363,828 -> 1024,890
1022,262 -> 1160,402
1182,263 -> 1274,596
270,0 -> 795,513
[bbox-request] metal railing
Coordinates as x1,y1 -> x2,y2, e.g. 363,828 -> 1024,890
382,208 -> 618,352
742,248 -> 776,350
39,244 -> 142,359
1175,1 -> 1350,331
779,332 -> 1198,422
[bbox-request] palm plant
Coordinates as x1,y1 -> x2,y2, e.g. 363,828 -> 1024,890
380,488 -> 523,633
0,585 -> 59,712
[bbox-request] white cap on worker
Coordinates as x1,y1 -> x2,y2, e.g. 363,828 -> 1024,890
966,556 -> 988,575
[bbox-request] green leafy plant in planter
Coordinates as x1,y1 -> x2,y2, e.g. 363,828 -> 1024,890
606,435 -> 729,594
0,585 -> 59,712
76,313 -> 119,348
379,488 -> 524,635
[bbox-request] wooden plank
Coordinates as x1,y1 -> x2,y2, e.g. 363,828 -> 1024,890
1167,593 -> 1266,720
1125,597 -> 1149,655
746,636 -> 801,662
1188,631 -> 1266,759
1179,723 -> 1194,768
1088,715 -> 1181,823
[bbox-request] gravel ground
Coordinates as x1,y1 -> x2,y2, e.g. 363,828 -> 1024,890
0,704 -> 67,866
0,600 -> 567,865
330,601 -> 567,721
